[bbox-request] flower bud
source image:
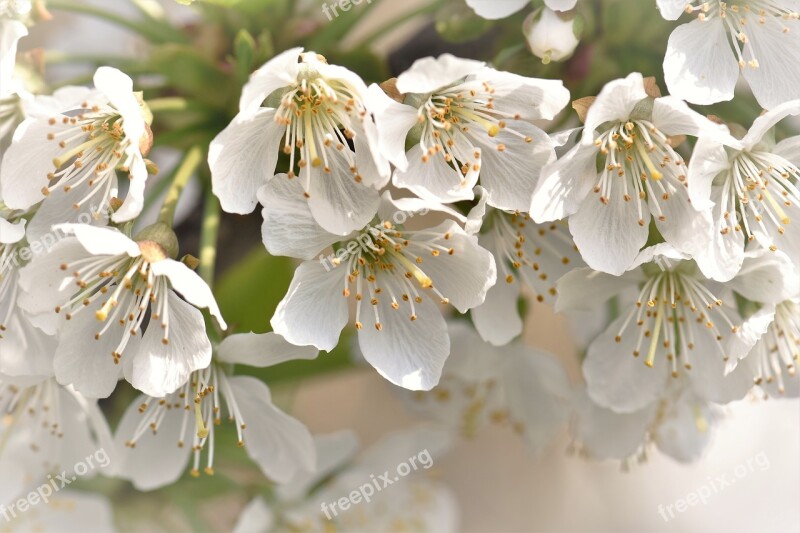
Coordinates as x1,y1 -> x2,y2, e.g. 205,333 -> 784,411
523,8 -> 579,65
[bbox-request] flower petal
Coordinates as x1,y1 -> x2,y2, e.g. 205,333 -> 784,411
150,259 -> 227,329
56,223 -> 141,257
741,16 -> 800,109
366,83 -> 418,171
393,144 -> 477,204
471,273 -> 522,346
395,54 -> 484,94
216,332 -> 319,367
239,47 -> 302,116
464,0 -> 528,19
529,142 -> 596,222
583,73 -> 647,136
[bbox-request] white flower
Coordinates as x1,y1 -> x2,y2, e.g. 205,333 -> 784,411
113,332 -> 317,490
209,48 -> 388,235
0,210 -> 56,378
571,379 -> 720,464
0,376 -> 114,506
1,490 -> 116,533
263,178 -> 496,390
559,244 -> 764,414
659,1 -> 800,108
370,54 -> 569,212
530,73 -> 729,275
523,7 -> 580,64
465,0 -> 577,19
404,322 -> 574,454
17,223 -> 226,398
0,67 -> 151,226
688,100 -> 800,281
467,188 -> 583,345
0,0 -> 31,98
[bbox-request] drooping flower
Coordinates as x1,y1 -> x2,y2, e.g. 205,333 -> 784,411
688,100 -> 800,280
403,321 -> 574,453
467,188 -> 583,345
523,7 -> 580,64
0,67 -> 152,230
209,48 -> 388,235
530,73 -> 730,276
113,332 -> 317,490
659,0 -> 800,108
370,54 -> 569,212
262,177 -> 496,390
465,0 -> 577,19
559,244 -> 771,414
17,223 -> 226,398
0,376 -> 114,506
0,0 -> 31,97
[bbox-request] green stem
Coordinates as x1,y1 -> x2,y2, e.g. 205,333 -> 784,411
158,146 -> 203,226
355,1 -> 445,49
46,0 -> 188,43
146,97 -> 206,114
199,192 -> 220,286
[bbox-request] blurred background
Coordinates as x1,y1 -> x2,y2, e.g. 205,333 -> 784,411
17,0 -> 800,531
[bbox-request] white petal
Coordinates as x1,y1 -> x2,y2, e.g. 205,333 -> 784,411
357,290 -> 449,390
741,99 -> 800,150
663,19 -> 738,105
366,83 -> 418,171
572,390 -> 655,460
124,292 -> 212,397
53,300 -> 124,399
653,391 -> 715,463
686,137 -> 731,210
0,19 -> 26,95
694,187 -> 746,282
239,47 -> 302,116
56,223 -> 140,257
544,0 -> 577,11
555,267 -> 641,312
233,497 -> 274,533
726,305 -> 775,366
774,133 -> 800,166
229,376 -> 316,482
481,68 -> 571,121
151,259 -> 227,329
471,273 -> 523,346
25,183 -> 111,247
271,261 -> 349,352
741,16 -> 800,109
306,156 -> 381,236
393,144 -> 477,204
650,180 -> 714,259
656,0 -> 689,20
583,73 -> 647,135
377,190 -> 467,225
216,332 -> 319,367
113,394 -> 192,491
464,0 -> 528,19
568,178 -> 649,276
529,142 -> 596,222
257,174 -> 341,260
728,248 -> 798,304
209,108 -> 282,214
93,66 -> 145,145
112,154 -> 148,222
395,54 -> 484,94
652,95 -> 738,144
475,121 -> 556,212
688,326 -> 754,403
583,315 -> 669,413
0,217 -> 25,243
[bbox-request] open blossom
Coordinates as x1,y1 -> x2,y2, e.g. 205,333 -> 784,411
0,376 -> 114,505
370,54 -> 569,212
17,224 -> 226,398
659,1 -> 800,108
0,67 -> 152,232
530,73 -> 730,276
404,321 -> 574,453
688,100 -> 800,281
0,0 -> 30,97
467,188 -> 582,345
114,332 -> 317,490
262,176 -> 496,390
559,244 -> 770,414
465,0 -> 577,19
209,48 -> 388,235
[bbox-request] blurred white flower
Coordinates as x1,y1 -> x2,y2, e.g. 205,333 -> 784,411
523,7 -> 580,64
0,0 -> 31,97
688,100 -> 800,281
370,54 -> 569,212
17,223 -> 226,398
467,188 -> 582,345
0,376 -> 114,506
0,67 -> 152,233
465,0 -> 577,19
264,180 -> 496,391
209,48 -> 388,235
659,0 -> 800,108
558,244 -> 779,413
1,490 -> 115,533
403,321 -> 574,454
531,73 -> 731,276
114,332 -> 317,491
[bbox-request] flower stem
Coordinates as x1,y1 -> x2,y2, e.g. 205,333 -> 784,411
199,192 -> 220,286
158,146 -> 203,227
147,97 -> 204,114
